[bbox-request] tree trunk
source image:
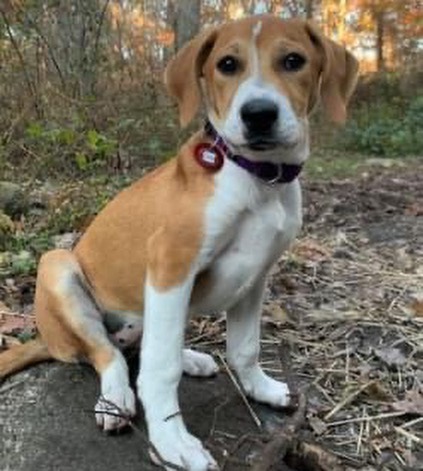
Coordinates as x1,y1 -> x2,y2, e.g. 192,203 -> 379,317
175,0 -> 201,51
375,10 -> 385,72
46,0 -> 109,98
337,0 -> 347,43
305,0 -> 314,19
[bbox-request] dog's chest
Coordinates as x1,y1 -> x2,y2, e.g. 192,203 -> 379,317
191,164 -> 301,314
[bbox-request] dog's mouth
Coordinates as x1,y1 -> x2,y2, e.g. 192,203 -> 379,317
246,138 -> 279,151
220,127 -> 301,155
241,129 -> 300,152
243,136 -> 300,152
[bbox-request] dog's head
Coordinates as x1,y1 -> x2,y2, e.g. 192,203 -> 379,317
165,16 -> 358,163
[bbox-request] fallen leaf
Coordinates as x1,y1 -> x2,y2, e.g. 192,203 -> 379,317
0,304 -> 35,335
292,238 -> 331,263
395,247 -> 414,271
277,275 -> 298,293
410,298 -> 423,317
263,302 -> 289,325
374,347 -> 407,368
392,389 -> 423,416
365,381 -> 393,401
295,441 -> 344,471
0,300 -> 10,312
405,202 -> 423,217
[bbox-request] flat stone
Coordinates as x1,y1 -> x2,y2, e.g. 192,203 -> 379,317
0,360 -> 289,470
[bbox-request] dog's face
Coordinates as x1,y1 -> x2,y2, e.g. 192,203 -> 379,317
165,16 -> 358,162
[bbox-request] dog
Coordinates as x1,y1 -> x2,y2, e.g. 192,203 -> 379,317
0,15 -> 358,471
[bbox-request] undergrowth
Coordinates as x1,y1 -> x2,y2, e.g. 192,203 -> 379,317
340,95 -> 423,156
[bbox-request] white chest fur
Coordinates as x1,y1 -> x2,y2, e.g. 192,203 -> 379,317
191,160 -> 302,315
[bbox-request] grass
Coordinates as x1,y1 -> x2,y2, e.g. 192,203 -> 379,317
305,149 -> 422,180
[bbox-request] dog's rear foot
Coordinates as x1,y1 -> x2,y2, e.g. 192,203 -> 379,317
183,349 -> 219,377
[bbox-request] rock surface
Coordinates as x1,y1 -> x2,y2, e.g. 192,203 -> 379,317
0,212 -> 14,250
1,360 -> 285,471
0,182 -> 27,218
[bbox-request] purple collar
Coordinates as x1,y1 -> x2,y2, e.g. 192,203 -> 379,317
204,121 -> 303,184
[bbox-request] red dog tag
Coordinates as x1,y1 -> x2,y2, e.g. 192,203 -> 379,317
194,144 -> 224,171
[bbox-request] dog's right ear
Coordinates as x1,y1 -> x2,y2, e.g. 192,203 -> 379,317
165,27 -> 218,128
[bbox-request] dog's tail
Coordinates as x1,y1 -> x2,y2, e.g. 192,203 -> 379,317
0,337 -> 52,379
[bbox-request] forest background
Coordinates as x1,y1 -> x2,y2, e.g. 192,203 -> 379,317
0,0 -> 421,278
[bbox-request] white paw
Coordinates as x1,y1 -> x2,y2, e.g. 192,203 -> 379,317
95,385 -> 136,431
183,349 -> 219,377
241,368 -> 290,408
95,354 -> 136,431
149,420 -> 218,471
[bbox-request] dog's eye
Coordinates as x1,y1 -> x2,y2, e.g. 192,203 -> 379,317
217,55 -> 240,75
281,53 -> 306,72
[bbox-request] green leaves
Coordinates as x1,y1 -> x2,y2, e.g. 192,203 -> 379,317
341,96 -> 423,156
24,122 -> 118,174
75,152 -> 88,170
86,129 -> 117,158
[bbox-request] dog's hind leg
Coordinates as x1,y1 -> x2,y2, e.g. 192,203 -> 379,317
35,249 -> 136,431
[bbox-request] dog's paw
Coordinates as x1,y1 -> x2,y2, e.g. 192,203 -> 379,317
95,385 -> 136,431
183,349 -> 219,377
242,369 -> 290,408
149,420 -> 218,471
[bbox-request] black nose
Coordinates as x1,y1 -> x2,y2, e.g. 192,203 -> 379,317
240,99 -> 279,134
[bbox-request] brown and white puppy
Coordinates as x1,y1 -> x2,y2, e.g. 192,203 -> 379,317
0,15 -> 358,471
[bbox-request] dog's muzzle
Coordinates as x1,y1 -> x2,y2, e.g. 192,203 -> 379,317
240,99 -> 279,150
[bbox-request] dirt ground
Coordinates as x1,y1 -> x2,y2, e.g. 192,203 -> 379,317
1,158 -> 422,470
184,160 -> 423,470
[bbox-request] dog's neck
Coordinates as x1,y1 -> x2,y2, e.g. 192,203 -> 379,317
201,121 -> 303,184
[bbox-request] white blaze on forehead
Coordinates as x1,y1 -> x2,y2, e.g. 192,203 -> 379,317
250,20 -> 262,78
252,20 -> 262,39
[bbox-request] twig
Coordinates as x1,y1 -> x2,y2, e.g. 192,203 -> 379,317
252,392 -> 307,471
0,310 -> 34,319
324,380 -> 374,421
22,13 -> 66,89
0,377 -> 26,394
207,397 -> 230,440
394,426 -> 422,444
93,0 -> 111,67
0,8 -> 38,110
356,406 -> 366,455
217,352 -> 262,430
401,416 -> 423,429
278,339 -> 298,395
326,410 -> 407,427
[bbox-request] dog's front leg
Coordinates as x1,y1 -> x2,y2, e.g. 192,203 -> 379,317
138,276 -> 217,471
227,279 -> 290,408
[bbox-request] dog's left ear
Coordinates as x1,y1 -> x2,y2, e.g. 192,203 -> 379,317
165,27 -> 219,127
306,22 -> 359,124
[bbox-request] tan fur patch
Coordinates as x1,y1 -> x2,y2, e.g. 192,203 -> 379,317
35,249 -> 115,373
74,131 -> 215,304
